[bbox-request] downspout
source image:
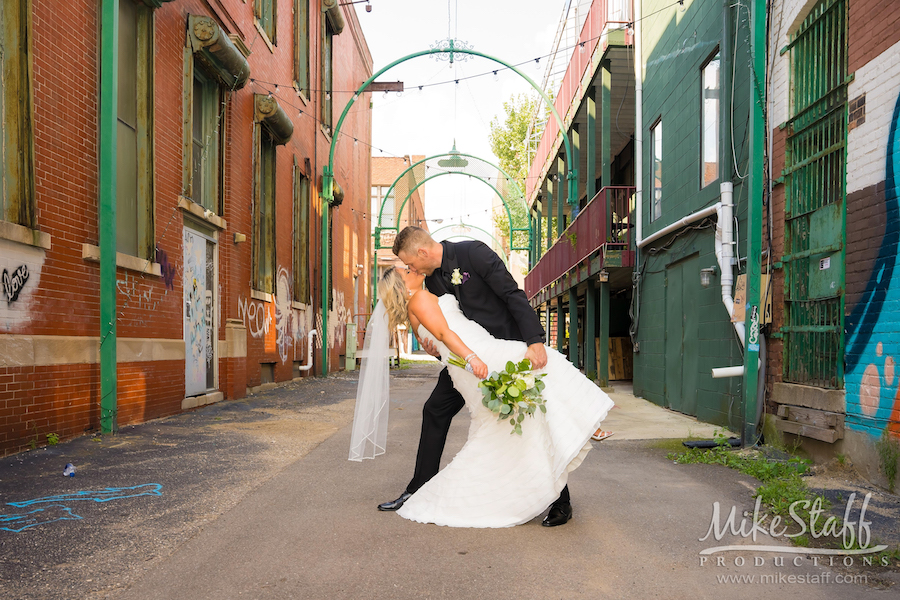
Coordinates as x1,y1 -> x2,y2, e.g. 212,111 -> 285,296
321,175 -> 330,377
294,330 -> 319,372
99,0 -> 118,433
634,2 -> 643,246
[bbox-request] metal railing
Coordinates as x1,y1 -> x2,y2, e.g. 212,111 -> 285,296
525,186 -> 635,298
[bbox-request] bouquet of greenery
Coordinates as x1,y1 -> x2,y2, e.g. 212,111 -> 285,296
478,359 -> 547,435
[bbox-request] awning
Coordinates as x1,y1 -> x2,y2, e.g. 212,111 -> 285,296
321,0 -> 345,34
254,95 -> 294,145
188,15 -> 250,90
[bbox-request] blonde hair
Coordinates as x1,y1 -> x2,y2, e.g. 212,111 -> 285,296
378,268 -> 410,333
392,226 -> 433,256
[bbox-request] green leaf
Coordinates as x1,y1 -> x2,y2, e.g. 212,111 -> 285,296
506,361 -> 516,374
539,404 -> 547,413
514,424 -> 523,436
517,413 -> 525,423
507,385 -> 520,398
518,359 -> 531,371
515,379 -> 527,391
500,403 -> 511,414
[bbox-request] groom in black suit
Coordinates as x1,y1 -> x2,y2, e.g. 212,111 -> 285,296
377,226 -> 574,527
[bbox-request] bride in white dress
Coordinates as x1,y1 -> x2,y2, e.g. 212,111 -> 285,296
354,267 -> 614,528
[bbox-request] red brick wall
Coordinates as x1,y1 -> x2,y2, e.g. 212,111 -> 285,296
1,1 -> 373,456
848,0 -> 900,74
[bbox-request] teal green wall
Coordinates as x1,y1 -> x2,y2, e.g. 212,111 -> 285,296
633,0 -> 753,430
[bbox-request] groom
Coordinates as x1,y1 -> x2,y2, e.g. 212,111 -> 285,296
377,226 -> 574,527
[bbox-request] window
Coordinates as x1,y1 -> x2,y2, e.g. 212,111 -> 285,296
650,120 -> 662,222
701,51 -> 720,188
321,20 -> 334,131
0,0 -> 35,228
254,137 -> 277,293
116,0 -> 154,258
256,0 -> 276,44
293,159 -> 311,303
295,0 -> 310,93
189,65 -> 221,212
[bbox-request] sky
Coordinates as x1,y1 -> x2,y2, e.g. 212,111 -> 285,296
353,0 -> 565,243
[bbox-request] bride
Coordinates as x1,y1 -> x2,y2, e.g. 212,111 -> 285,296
350,266 -> 614,528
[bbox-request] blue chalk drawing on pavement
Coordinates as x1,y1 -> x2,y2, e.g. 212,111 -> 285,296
0,484 -> 163,532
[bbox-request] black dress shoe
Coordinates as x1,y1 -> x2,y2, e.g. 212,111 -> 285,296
377,492 -> 413,511
542,502 -> 573,527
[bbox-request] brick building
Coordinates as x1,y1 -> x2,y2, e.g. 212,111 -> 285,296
0,0 -> 373,455
767,0 -> 900,486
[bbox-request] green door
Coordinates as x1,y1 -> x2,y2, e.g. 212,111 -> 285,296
665,255 -> 699,415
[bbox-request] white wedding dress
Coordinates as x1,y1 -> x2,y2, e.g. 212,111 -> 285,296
397,295 -> 615,528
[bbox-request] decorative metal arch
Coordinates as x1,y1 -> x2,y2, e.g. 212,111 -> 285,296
374,151 -> 530,254
318,41 -> 578,375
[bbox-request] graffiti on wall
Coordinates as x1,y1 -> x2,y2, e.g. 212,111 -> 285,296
237,296 -> 272,339
156,244 -> 177,290
845,91 -> 900,439
275,268 -> 293,364
2,265 -> 29,304
0,239 -> 44,332
328,288 -> 353,349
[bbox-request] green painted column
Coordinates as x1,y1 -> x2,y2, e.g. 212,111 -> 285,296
598,280 -> 610,388
571,125 -> 581,214
556,156 -> 565,237
743,0 -> 765,444
556,296 -> 565,353
99,0 -> 119,434
568,288 -> 579,366
586,86 -> 596,202
585,281 -> 597,380
601,59 -> 612,233
546,186 -> 554,249
535,201 -> 542,259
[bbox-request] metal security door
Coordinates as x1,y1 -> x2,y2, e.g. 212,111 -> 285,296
780,0 -> 847,388
184,228 -> 216,396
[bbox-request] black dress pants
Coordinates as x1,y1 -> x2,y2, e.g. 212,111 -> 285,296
406,367 -> 570,507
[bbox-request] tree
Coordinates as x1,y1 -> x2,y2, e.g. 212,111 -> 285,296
489,94 -> 540,251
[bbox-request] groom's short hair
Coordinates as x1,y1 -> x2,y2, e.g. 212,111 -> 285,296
393,226 -> 432,255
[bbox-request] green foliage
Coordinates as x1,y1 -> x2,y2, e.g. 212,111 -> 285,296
46,433 -> 59,446
876,430 -> 900,492
478,359 -> 547,435
668,446 -> 818,517
489,93 -> 540,251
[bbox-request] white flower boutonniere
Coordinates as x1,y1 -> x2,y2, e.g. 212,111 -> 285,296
450,268 -> 470,286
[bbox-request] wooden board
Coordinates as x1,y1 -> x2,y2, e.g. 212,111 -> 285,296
600,336 -> 634,381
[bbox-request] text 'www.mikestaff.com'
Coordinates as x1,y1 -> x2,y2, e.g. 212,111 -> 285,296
716,573 -> 869,585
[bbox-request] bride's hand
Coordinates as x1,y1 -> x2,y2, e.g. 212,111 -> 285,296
468,356 -> 488,379
524,343 -> 547,370
420,337 -> 441,358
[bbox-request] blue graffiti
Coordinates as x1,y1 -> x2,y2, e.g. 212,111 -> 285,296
844,90 -> 900,436
1,484 -> 163,532
0,506 -> 82,533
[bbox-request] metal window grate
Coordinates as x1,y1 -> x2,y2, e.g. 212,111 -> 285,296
782,0 -> 847,388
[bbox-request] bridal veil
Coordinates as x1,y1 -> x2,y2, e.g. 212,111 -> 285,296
348,301 -> 392,461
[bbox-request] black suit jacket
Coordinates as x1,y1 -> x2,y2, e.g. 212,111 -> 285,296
425,240 -> 544,346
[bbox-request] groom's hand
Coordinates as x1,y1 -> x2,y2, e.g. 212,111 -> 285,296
420,337 -> 441,358
524,343 -> 547,370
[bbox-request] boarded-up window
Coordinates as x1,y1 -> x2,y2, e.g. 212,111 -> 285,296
293,160 -> 311,303
295,0 -> 310,93
254,137 -> 277,293
116,0 -> 154,258
321,20 -> 334,130
0,0 -> 35,228
256,0 -> 276,44
190,64 -> 221,212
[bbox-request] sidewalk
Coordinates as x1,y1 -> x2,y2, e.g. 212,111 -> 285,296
1,364 -> 897,599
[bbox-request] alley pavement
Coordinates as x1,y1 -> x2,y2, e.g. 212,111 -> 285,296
1,363 -> 898,599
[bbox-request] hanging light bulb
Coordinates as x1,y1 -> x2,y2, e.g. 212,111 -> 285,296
275,84 -> 279,93
493,70 -> 499,82
418,85 -> 424,94
325,91 -> 331,101
354,138 -> 358,147
579,42 -> 586,54
534,58 -> 541,71
383,91 -> 389,99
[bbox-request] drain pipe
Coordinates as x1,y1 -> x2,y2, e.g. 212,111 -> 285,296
295,329 -> 319,372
